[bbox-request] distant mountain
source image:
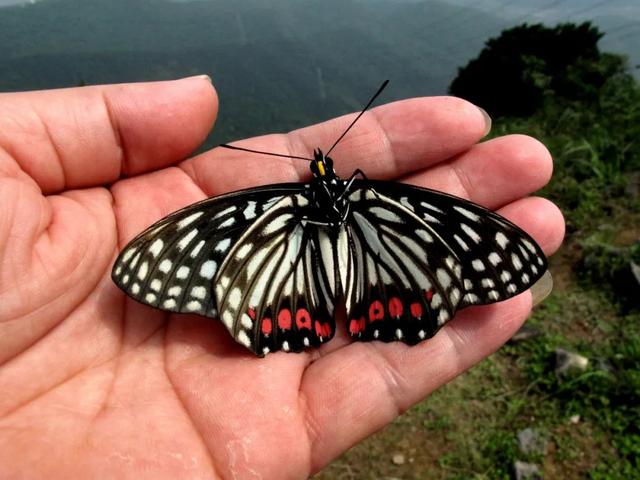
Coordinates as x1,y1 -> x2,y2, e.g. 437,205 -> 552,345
0,0 -> 503,144
0,0 -> 636,145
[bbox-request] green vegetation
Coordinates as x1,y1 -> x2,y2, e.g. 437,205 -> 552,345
319,23 -> 640,479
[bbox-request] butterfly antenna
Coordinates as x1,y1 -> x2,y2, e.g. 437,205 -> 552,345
219,143 -> 314,162
325,80 -> 389,156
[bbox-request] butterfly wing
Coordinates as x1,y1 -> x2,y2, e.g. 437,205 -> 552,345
344,181 -> 548,344
213,193 -> 339,355
111,184 -> 306,319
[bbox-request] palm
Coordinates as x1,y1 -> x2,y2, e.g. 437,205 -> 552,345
0,77 -> 563,479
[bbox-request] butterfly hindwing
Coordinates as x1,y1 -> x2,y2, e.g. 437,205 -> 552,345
344,187 -> 466,343
214,193 -> 337,355
111,185 -> 305,318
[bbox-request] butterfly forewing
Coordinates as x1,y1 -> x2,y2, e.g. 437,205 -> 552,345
214,193 -> 337,355
350,180 -> 548,310
111,185 -> 305,318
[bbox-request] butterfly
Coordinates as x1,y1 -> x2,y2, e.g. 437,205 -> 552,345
111,81 -> 548,356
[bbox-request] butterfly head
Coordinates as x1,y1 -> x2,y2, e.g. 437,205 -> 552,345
310,148 -> 336,180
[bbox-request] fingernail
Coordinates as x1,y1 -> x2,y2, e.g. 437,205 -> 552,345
477,106 -> 492,137
182,74 -> 212,84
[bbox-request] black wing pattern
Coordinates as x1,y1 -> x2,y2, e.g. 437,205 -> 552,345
111,184 -> 305,319
343,181 -> 548,344
214,193 -> 339,355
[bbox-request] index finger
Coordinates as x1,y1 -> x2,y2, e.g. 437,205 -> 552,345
180,96 -> 490,196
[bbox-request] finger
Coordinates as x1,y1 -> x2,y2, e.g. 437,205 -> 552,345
301,196 -> 564,470
0,76 -> 217,194
402,134 -> 553,209
181,96 -> 490,196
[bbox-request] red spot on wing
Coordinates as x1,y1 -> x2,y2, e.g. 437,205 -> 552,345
425,289 -> 434,301
349,316 -> 366,335
278,309 -> 292,330
315,320 -> 333,338
350,316 -> 367,335
261,318 -> 272,335
295,308 -> 312,329
410,302 -> 423,318
322,323 -> 332,337
349,319 -> 359,334
389,297 -> 403,318
248,307 -> 256,320
369,300 -> 384,322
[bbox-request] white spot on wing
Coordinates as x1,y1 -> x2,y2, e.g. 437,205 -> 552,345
131,283 -> 140,295
159,259 -> 172,273
177,211 -> 203,230
488,252 -> 502,266
191,286 -> 207,300
241,313 -> 253,329
236,243 -> 253,260
243,201 -> 257,220
150,279 -> 162,292
121,248 -> 137,263
496,232 -> 509,249
178,229 -> 199,251
176,266 -> 190,279
163,298 -> 177,309
145,293 -> 156,303
454,234 -> 470,251
500,270 -> 512,282
200,260 -> 217,279
190,240 -> 205,258
472,259 -> 485,271
454,206 -> 480,221
481,278 -> 495,288
220,217 -> 235,228
431,293 -> 442,309
149,239 -> 164,257
137,261 -> 148,280
237,330 -> 251,347
416,230 -> 433,243
370,206 -> 402,222
512,253 -> 523,271
420,201 -> 444,213
213,206 -> 236,220
168,286 -> 182,297
437,310 -> 449,325
222,311 -> 233,328
215,238 -> 231,253
228,287 -> 241,310
436,269 -> 451,289
461,224 -> 481,243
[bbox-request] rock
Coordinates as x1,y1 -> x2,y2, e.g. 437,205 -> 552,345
391,453 -> 405,465
569,414 -> 580,424
510,324 -> 543,343
631,261 -> 640,289
625,171 -> 640,198
555,348 -> 589,377
513,461 -> 542,480
517,428 -> 548,456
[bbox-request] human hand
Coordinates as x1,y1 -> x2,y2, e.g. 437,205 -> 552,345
0,76 -> 564,479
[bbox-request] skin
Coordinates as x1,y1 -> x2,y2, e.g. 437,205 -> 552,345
0,76 -> 564,479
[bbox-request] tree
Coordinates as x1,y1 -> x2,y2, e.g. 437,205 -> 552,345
449,22 -> 626,117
